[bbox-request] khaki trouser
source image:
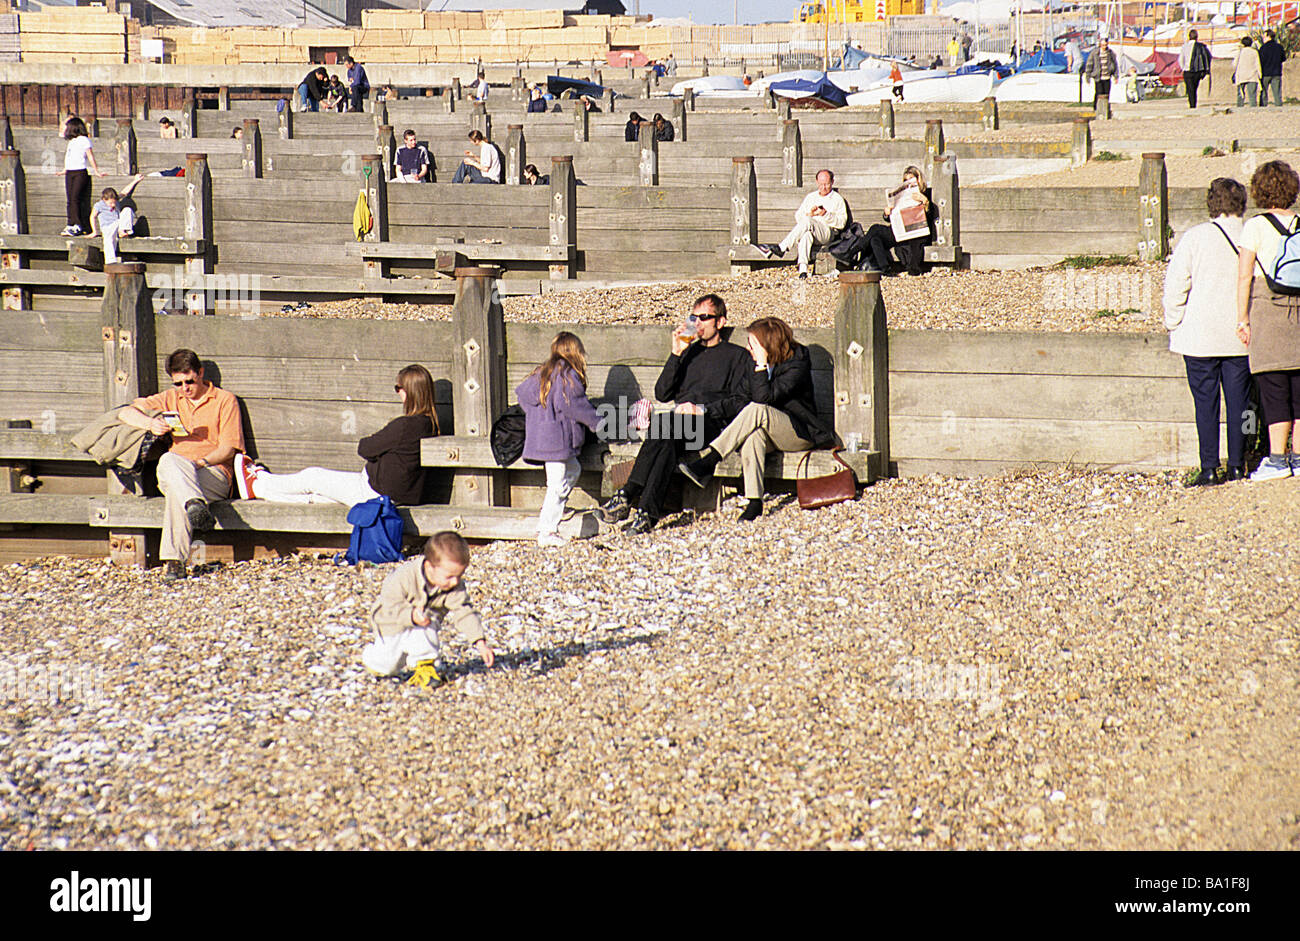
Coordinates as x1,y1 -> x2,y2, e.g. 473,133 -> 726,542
709,402 -> 812,499
779,215 -> 836,274
156,451 -> 230,563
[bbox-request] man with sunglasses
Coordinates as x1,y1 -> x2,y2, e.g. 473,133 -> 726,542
117,348 -> 245,581
599,294 -> 751,535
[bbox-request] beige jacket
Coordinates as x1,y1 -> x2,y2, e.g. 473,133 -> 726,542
369,556 -> 485,643
70,406 -> 161,469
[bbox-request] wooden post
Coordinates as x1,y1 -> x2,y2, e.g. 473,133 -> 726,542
372,99 -> 388,129
505,124 -> 525,186
278,100 -> 292,140
923,119 -> 944,182
101,261 -> 156,565
1071,116 -> 1091,167
929,153 -> 960,263
1138,152 -> 1168,262
114,117 -> 137,175
637,119 -> 658,186
179,96 -> 196,138
360,153 -> 388,244
471,101 -> 490,140
450,266 -> 508,507
0,116 -> 11,150
183,153 -> 212,316
452,76 -> 462,100
834,271 -> 889,476
702,57 -> 710,77
605,86 -> 616,112
0,149 -> 30,311
573,101 -> 588,142
133,94 -> 149,121
781,118 -> 802,188
683,86 -> 695,111
548,156 -> 576,280
728,156 -> 758,275
444,88 -> 456,113
375,125 -> 396,181
671,97 -> 687,142
980,96 -> 998,131
217,86 -> 230,110
1096,94 -> 1111,120
776,96 -> 791,121
879,99 -> 895,139
593,67 -> 603,85
510,75 -> 525,102
641,75 -> 651,98
241,118 -> 261,179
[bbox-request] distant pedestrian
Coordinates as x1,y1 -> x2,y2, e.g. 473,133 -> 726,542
1258,29 -> 1287,107
472,71 -> 489,102
523,163 -> 549,186
526,84 -> 547,113
158,116 -> 178,139
1179,28 -> 1212,109
1232,36 -> 1261,108
665,53 -> 677,76
1085,37 -> 1118,110
652,112 -> 674,142
624,111 -> 644,141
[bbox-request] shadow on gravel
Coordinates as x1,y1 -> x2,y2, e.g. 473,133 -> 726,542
439,631 -> 664,683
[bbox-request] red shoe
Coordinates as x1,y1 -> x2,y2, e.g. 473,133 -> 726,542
234,453 -> 258,500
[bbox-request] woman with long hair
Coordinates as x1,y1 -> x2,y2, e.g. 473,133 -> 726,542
235,364 -> 440,506
516,332 -> 603,546
59,116 -> 103,236
679,316 -> 836,521
860,164 -> 933,276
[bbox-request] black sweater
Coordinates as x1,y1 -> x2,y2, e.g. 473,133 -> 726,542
358,413 -> 433,506
749,343 -> 835,448
654,340 -> 752,426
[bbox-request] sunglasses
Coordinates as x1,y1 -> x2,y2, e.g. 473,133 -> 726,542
172,379 -> 199,387
696,313 -> 720,322
394,384 -> 404,392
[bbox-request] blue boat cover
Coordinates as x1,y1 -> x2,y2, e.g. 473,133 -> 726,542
1016,49 -> 1068,73
768,76 -> 848,108
838,44 -> 869,70
956,59 -> 1013,78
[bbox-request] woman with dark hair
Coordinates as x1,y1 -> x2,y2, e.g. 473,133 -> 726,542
679,316 -> 835,521
1163,177 -> 1251,485
234,365 -> 440,505
1236,160 -> 1300,479
652,112 -> 674,142
624,111 -> 644,142
859,165 -> 933,276
58,116 -> 103,236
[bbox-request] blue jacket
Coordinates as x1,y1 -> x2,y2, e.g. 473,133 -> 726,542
516,365 -> 603,463
348,63 -> 369,93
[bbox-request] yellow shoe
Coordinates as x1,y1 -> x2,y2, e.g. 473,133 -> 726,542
406,659 -> 443,689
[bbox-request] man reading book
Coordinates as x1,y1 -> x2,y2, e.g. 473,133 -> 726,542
116,348 -> 245,582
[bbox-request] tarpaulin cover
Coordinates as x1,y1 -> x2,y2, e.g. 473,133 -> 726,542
768,75 -> 849,108
1016,48 -> 1068,72
546,75 -> 606,99
1145,50 -> 1183,86
606,49 -> 649,68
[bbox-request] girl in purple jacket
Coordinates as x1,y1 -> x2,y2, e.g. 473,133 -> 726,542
516,333 -> 603,547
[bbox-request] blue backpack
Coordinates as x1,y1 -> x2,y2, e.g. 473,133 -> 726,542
335,495 -> 405,565
1261,213 -> 1300,296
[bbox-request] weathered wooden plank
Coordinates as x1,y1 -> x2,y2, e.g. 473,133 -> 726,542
0,493 -> 90,525
155,316 -> 456,360
0,431 -> 88,460
889,330 -> 1178,377
890,372 -> 1190,423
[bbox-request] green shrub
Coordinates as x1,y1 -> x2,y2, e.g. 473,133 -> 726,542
1058,255 -> 1133,269
1094,150 -> 1127,162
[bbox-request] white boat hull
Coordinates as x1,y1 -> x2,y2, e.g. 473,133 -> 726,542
994,71 -> 1125,103
846,71 -> 994,105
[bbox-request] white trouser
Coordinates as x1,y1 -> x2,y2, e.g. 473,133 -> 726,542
252,466 -> 379,506
361,617 -> 443,676
537,458 -> 581,536
155,451 -> 231,563
779,215 -> 835,273
102,206 -> 135,265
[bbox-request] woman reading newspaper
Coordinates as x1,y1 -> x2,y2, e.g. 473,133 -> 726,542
857,166 -> 933,276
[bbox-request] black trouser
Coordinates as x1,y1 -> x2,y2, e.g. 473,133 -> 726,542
1093,78 -> 1111,110
1184,355 -> 1251,471
1183,71 -> 1205,108
624,410 -> 723,519
1255,369 -> 1300,430
863,223 -> 925,275
350,87 -> 366,113
65,168 -> 90,230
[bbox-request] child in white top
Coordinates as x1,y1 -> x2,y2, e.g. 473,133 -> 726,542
58,116 -> 103,236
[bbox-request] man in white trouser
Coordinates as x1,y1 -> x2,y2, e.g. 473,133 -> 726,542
756,168 -> 849,278
116,348 -> 245,582
89,174 -> 143,265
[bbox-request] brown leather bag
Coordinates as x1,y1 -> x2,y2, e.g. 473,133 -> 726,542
796,449 -> 858,510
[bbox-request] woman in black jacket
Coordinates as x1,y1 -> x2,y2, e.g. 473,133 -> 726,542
233,364 -> 439,507
653,112 -> 675,142
679,317 -> 835,521
624,111 -> 644,141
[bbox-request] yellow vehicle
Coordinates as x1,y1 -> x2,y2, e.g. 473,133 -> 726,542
794,0 -> 925,23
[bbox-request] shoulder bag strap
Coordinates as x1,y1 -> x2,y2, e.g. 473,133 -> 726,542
830,448 -> 853,473
797,451 -> 812,480
1211,221 -> 1239,255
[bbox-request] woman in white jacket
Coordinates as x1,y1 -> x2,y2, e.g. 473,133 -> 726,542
1163,177 -> 1251,486
1233,37 -> 1262,108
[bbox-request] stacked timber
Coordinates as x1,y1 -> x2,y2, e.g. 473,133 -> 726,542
19,8 -> 126,64
0,13 -> 18,64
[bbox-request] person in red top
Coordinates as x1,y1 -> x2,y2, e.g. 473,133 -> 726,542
117,348 -> 245,581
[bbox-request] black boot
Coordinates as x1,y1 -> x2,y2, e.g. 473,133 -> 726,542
678,448 -> 720,489
598,488 -> 632,523
738,499 -> 763,522
623,509 -> 658,535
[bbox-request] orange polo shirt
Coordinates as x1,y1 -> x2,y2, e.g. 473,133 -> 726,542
136,382 -> 244,481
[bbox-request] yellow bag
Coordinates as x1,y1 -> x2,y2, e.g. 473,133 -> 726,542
353,187 -> 372,241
